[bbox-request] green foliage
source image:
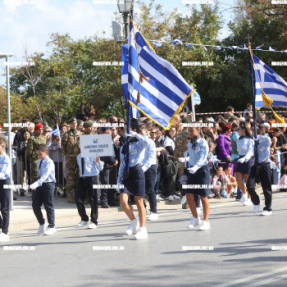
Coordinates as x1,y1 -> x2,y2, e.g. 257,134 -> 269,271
3,0 -> 287,126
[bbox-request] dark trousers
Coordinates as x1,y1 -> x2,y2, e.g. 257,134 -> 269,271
247,162 -> 272,211
32,182 -> 55,228
100,168 -> 113,206
0,179 -> 11,234
177,170 -> 200,207
12,158 -> 17,184
76,177 -> 98,224
145,164 -> 157,213
55,162 -> 64,188
155,165 -> 161,195
162,160 -> 178,196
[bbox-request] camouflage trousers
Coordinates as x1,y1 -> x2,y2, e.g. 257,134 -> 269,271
65,156 -> 80,203
29,159 -> 39,183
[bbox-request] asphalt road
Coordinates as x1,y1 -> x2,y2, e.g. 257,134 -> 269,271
1,194 -> 287,287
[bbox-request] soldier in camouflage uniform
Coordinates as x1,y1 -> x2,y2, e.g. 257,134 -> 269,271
26,123 -> 47,185
174,117 -> 192,176
61,118 -> 82,203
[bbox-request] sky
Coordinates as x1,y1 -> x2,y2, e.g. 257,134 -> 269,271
0,0 -> 237,85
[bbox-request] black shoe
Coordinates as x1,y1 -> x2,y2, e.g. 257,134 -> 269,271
101,204 -> 110,208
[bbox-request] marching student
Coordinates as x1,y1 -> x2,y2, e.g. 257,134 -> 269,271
140,127 -> 157,221
117,124 -> 150,240
235,121 -> 254,206
185,125 -> 211,231
247,127 -> 273,215
30,144 -> 57,235
178,151 -> 201,217
0,136 -> 12,242
76,140 -> 104,229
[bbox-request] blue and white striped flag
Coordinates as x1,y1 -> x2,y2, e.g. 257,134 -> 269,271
121,44 -> 139,119
193,91 -> 201,105
51,125 -> 60,137
253,54 -> 287,107
127,15 -> 196,129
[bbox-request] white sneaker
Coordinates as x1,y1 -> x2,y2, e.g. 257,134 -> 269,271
88,222 -> 97,229
244,199 -> 252,206
168,195 -> 174,201
77,220 -> 89,227
148,212 -> 158,221
173,194 -> 180,200
44,227 -> 57,235
199,220 -> 211,231
125,219 -> 139,235
253,204 -> 260,213
156,195 -> 165,201
134,227 -> 148,240
0,232 -> 9,242
261,210 -> 272,216
37,223 -> 48,235
240,193 -> 247,203
187,217 -> 201,229
180,195 -> 186,205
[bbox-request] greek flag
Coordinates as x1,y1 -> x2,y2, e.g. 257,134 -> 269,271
127,17 -> 196,129
253,54 -> 287,107
121,44 -> 139,119
193,91 -> 201,105
51,125 -> 60,137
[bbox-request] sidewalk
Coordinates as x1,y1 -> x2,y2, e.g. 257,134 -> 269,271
8,191 -> 258,235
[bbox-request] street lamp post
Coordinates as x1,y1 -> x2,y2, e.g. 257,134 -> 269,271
117,0 -> 133,39
0,53 -> 14,210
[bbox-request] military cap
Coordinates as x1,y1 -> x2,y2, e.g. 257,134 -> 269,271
69,117 -> 77,123
182,117 -> 192,123
83,120 -> 93,128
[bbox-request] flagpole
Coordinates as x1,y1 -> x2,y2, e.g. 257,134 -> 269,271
248,51 -> 257,137
248,38 -> 258,165
191,93 -> 196,121
124,4 -> 133,181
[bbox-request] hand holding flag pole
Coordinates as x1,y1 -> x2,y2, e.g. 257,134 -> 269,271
247,35 -> 259,166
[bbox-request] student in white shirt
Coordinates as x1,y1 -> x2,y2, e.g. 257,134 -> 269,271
30,144 -> 56,236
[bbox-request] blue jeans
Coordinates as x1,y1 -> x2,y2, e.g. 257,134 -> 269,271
273,151 -> 281,184
32,182 -> 55,228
